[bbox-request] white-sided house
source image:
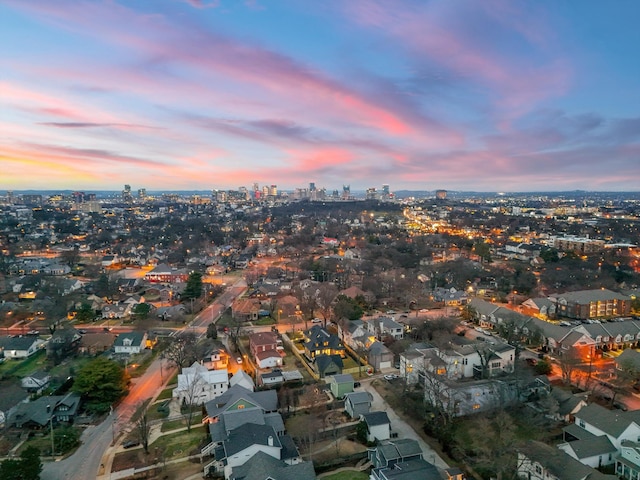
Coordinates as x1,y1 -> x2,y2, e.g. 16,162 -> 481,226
0,336 -> 44,359
255,350 -> 283,369
557,434 -> 617,469
101,303 -> 131,319
366,316 -> 404,341
173,362 -> 229,406
113,332 -> 147,355
571,403 -> 640,451
617,440 -> 640,479
229,370 -> 255,392
360,411 -> 391,443
344,391 -> 372,419
21,371 -> 51,394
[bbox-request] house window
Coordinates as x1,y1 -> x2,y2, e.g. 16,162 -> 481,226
535,465 -> 542,475
472,404 -> 480,410
238,404 -> 245,409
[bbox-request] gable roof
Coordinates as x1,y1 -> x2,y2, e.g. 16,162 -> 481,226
561,435 -> 616,459
205,385 -> 278,419
229,451 -> 315,480
344,391 -> 372,405
574,403 -> 635,438
520,440 -> 614,480
113,331 -> 145,347
362,411 -> 390,427
224,423 -> 281,457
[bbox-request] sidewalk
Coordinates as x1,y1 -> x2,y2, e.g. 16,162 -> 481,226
362,379 -> 449,470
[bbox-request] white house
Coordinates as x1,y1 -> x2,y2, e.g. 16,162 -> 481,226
0,336 -> 44,359
21,371 -> 51,394
113,332 -> 147,355
173,362 -> 229,406
360,411 -> 390,443
255,350 -> 283,369
572,403 -> 640,451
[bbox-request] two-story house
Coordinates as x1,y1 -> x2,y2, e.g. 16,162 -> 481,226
113,331 -> 147,355
366,316 -> 404,341
249,332 -> 284,369
173,362 -> 229,406
303,325 -> 345,360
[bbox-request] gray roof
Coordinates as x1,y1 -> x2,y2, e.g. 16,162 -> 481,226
564,423 -> 597,441
0,336 -> 39,351
205,385 -> 278,419
551,288 -> 630,304
331,374 -> 354,384
113,331 -> 145,347
616,349 -> 640,370
344,391 -> 372,405
521,440 -> 614,480
9,392 -> 81,427
373,459 -> 440,480
229,451 -> 315,480
574,403 -> 634,438
223,423 -> 281,457
278,434 -> 301,460
0,381 -> 29,412
315,354 -> 343,373
562,435 -> 616,459
224,408 -> 268,432
362,411 -> 390,427
378,439 -> 423,464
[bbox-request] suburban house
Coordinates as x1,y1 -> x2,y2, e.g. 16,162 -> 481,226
21,371 -> 51,394
567,403 -> 640,452
0,381 -> 29,426
47,326 -> 82,360
113,331 -> 147,355
231,298 -> 261,322
617,441 -> 640,479
101,303 -> 132,319
228,451 -> 315,480
360,411 -> 391,443
8,392 -> 82,428
203,349 -> 230,370
202,385 -> 306,478
303,325 -> 345,360
229,370 -> 255,392
78,332 -> 116,356
260,370 -> 284,387
368,438 -> 424,469
0,336 -> 44,359
367,341 -> 395,371
314,354 -> 344,378
366,316 -> 404,341
249,332 -> 284,369
433,287 -> 469,306
173,362 -> 229,405
344,391 -> 372,419
329,374 -> 354,399
517,440 -> 615,480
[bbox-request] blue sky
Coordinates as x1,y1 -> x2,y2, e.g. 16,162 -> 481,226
1,0 -> 639,192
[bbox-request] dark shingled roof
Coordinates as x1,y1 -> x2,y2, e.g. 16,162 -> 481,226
229,451 -> 315,480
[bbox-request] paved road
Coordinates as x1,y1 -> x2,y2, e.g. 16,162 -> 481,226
41,356 -> 170,480
360,377 -> 449,470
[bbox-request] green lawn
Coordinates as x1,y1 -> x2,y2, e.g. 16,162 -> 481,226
0,350 -> 47,377
161,413 -> 202,432
155,387 -> 174,401
321,471 -> 369,480
150,425 -> 207,458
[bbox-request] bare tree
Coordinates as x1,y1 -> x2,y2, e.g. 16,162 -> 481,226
133,400 -> 152,454
178,367 -> 204,432
558,347 -> 581,386
316,283 -> 338,326
163,332 -> 198,369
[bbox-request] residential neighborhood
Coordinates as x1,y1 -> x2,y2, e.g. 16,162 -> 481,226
0,188 -> 639,480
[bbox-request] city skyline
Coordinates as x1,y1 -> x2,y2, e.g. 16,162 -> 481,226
2,1 -> 640,192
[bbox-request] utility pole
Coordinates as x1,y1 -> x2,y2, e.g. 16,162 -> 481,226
50,413 -> 55,457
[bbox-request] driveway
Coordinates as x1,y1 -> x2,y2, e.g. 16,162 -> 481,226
361,378 -> 449,469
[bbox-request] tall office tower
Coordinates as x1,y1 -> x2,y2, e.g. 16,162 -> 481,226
122,184 -> 133,202
435,189 -> 447,200
309,182 -> 316,192
382,184 -> 390,196
87,193 -> 97,201
269,184 -> 278,196
72,191 -> 85,203
342,184 -> 351,199
262,186 -> 269,197
138,188 -> 146,199
366,187 -> 377,200
238,186 -> 250,200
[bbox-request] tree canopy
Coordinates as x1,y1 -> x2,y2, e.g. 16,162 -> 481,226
0,446 -> 42,480
182,272 -> 203,300
72,357 -> 127,414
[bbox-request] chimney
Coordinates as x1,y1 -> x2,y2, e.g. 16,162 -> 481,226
46,404 -> 50,413
268,436 -> 273,446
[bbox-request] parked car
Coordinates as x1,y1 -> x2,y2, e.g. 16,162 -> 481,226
311,318 -> 322,323
122,440 -> 140,449
237,356 -> 243,364
384,374 -> 399,380
354,382 -> 361,388
613,402 -> 628,411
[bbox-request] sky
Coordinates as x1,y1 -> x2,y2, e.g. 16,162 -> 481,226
1,0 -> 640,193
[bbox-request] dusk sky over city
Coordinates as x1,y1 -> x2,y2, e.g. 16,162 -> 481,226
2,0 -> 640,193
